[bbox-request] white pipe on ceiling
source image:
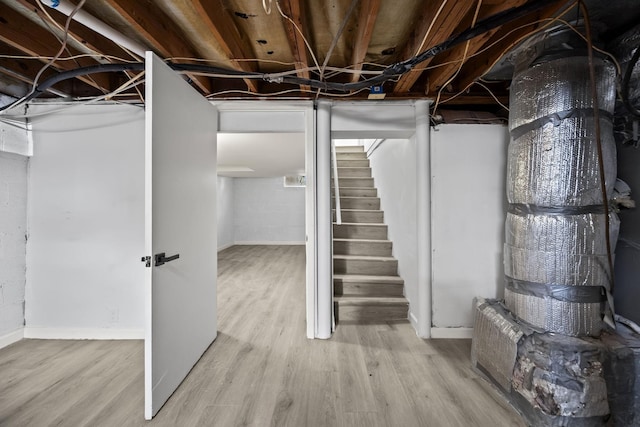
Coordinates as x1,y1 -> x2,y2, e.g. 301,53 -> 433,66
40,0 -> 147,58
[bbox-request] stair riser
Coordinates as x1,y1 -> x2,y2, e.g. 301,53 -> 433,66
334,178 -> 374,188
332,188 -> 377,197
333,210 -> 383,223
335,303 -> 408,323
334,224 -> 387,240
334,168 -> 371,178
334,282 -> 404,297
337,160 -> 369,167
336,152 -> 367,160
338,198 -> 380,210
335,146 -> 365,153
333,240 -> 391,256
334,258 -> 398,276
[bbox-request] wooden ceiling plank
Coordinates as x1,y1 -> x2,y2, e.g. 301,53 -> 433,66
279,0 -> 311,92
349,0 -> 381,83
0,5 -> 112,92
393,0 -> 476,93
104,0 -> 213,94
192,0 -> 259,93
425,0 -> 528,94
452,0 -> 568,94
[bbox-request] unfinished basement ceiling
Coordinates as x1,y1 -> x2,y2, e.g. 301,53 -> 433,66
0,0 -> 639,111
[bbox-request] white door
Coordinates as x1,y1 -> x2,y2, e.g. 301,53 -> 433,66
144,52 -> 218,419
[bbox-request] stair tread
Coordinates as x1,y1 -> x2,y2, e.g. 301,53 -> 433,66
333,209 -> 383,212
333,238 -> 390,243
334,222 -> 386,226
337,196 -> 379,199
334,254 -> 396,261
336,187 -> 376,190
334,274 -> 404,284
335,296 -> 408,305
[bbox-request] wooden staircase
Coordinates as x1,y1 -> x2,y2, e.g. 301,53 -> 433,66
332,146 -> 409,324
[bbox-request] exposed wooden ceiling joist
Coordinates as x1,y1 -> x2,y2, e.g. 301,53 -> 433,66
453,0 -> 570,93
278,0 -> 311,92
0,4 -> 112,93
393,0 -> 476,94
104,0 -> 214,94
0,42 -> 100,98
349,0 -> 381,84
425,0 -> 529,95
15,0 -> 132,62
192,0 -> 259,93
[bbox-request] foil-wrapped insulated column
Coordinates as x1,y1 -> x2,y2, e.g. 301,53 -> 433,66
504,55 -> 619,336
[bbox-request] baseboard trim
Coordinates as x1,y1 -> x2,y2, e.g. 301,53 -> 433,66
430,327 -> 473,339
23,328 -> 144,340
217,242 -> 234,252
409,311 -> 421,336
233,241 -> 305,246
0,328 -> 24,349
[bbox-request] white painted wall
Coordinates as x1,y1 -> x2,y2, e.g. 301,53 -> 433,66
431,124 -> 509,328
0,152 -> 28,341
217,176 -> 235,250
26,104 -> 145,337
233,177 -> 305,244
366,138 -> 419,321
614,142 -> 640,325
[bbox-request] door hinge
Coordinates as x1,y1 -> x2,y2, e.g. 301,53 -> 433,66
141,256 -> 151,268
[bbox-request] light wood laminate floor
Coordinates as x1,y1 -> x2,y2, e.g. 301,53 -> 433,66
0,245 -> 524,426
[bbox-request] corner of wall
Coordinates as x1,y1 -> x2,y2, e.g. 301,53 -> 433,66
0,328 -> 24,350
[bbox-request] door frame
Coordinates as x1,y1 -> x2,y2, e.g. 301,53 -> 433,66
214,101 -> 317,339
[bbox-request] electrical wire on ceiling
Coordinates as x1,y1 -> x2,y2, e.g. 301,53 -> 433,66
205,86 -> 371,99
435,0 -> 585,107
29,0 -> 87,94
0,53 -> 140,64
275,0 -> 321,73
262,0 -> 273,15
473,81 -> 509,111
432,0 -> 483,116
320,0 -> 359,81
0,71 -> 146,126
0,0 -> 570,113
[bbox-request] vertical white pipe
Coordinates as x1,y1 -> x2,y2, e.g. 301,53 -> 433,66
331,140 -> 342,225
305,104 -> 316,339
415,100 -> 432,338
316,100 -> 332,339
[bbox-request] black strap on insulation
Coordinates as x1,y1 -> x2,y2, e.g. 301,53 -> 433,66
505,276 -> 606,304
508,203 -> 608,216
509,108 -> 613,140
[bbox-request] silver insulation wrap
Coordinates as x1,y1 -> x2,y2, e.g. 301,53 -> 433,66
471,298 -> 523,391
504,289 -> 602,337
509,56 -> 616,131
507,118 -> 617,206
504,53 -> 618,337
470,299 -> 636,426
504,212 -> 620,287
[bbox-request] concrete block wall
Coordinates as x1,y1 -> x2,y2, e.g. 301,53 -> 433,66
0,152 -> 28,338
233,177 -> 305,244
